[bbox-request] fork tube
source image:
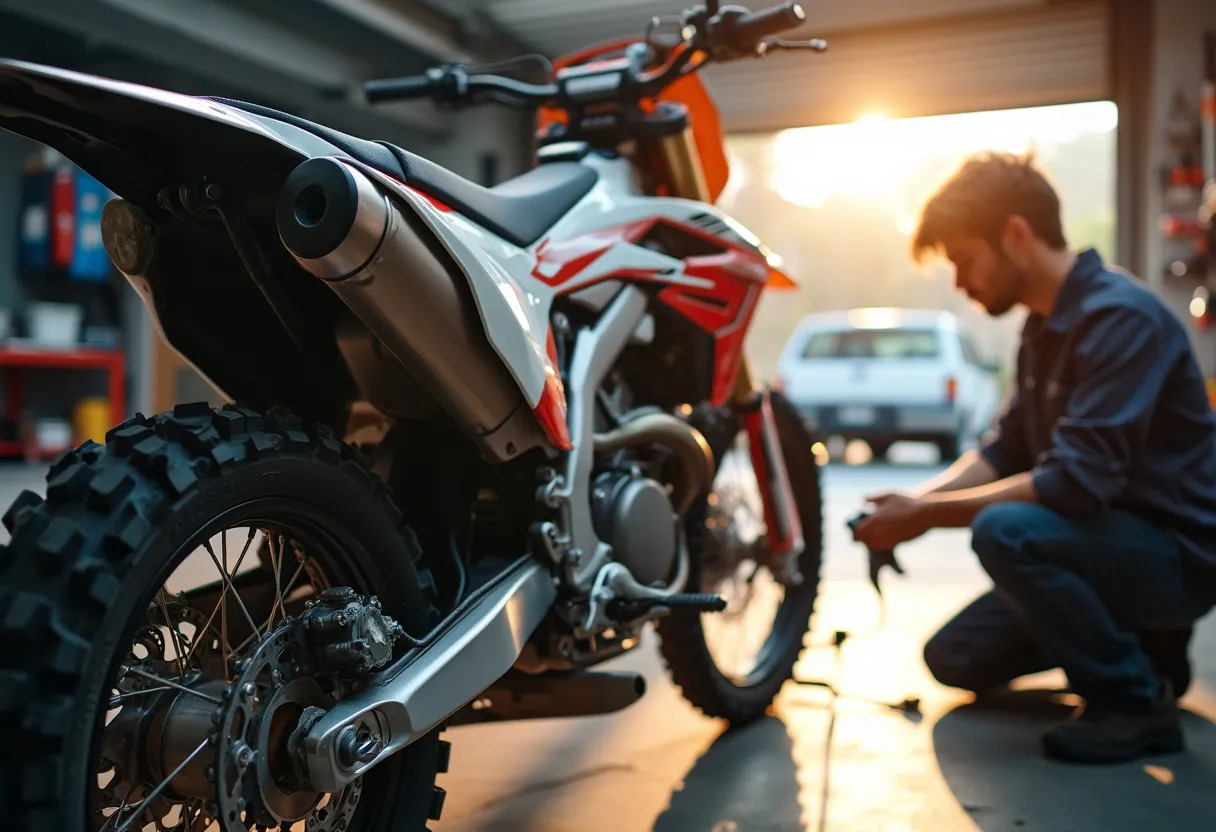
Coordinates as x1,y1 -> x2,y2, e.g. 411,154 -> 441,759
655,128 -> 711,202
734,359 -> 805,560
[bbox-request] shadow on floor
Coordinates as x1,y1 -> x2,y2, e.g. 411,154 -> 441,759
933,687 -> 1216,831
653,715 -> 806,831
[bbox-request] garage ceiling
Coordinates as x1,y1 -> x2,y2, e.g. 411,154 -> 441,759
482,0 -> 1111,131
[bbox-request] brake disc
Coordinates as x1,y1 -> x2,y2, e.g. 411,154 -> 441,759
213,620 -> 345,831
211,587 -> 403,831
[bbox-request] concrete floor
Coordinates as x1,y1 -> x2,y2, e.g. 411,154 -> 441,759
2,447 -> 1214,831
430,453 -> 1216,832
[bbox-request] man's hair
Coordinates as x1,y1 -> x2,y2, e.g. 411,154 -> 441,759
911,151 -> 1068,262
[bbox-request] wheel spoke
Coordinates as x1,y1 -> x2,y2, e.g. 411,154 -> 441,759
225,549 -> 312,666
181,598 -> 228,672
113,740 -> 208,832
187,528 -> 257,673
220,531 -> 230,683
279,551 -> 310,605
97,520 -> 332,832
254,552 -> 310,641
204,538 -> 261,645
176,798 -> 201,832
109,685 -> 173,707
269,532 -> 286,629
156,589 -> 188,677
122,666 -> 222,705
100,782 -> 138,832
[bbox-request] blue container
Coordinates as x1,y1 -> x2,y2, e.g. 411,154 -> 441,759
71,173 -> 113,282
17,169 -> 52,275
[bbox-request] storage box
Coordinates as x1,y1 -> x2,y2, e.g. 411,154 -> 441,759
27,302 -> 83,348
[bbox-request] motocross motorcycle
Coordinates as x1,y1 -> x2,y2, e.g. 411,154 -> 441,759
0,2 -> 828,830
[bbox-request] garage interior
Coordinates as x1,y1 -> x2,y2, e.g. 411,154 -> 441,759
0,0 -> 1214,829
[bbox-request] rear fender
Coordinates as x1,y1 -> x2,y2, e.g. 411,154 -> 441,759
0,59 -> 366,425
0,59 -> 338,202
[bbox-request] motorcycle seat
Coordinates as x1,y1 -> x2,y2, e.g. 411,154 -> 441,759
213,97 -> 598,247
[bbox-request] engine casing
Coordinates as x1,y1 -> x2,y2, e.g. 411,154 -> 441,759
591,470 -> 678,587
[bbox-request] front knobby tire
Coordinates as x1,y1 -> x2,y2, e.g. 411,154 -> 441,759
0,403 -> 450,832
657,392 -> 824,724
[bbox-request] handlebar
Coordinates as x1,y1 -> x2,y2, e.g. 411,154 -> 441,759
364,74 -> 439,104
362,1 -> 817,108
725,2 -> 807,55
364,66 -> 559,107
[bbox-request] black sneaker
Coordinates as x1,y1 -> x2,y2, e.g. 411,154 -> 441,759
1140,625 -> 1193,698
1041,682 -> 1184,764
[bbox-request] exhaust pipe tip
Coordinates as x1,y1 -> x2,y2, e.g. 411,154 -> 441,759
278,157 -> 390,282
277,157 -> 362,260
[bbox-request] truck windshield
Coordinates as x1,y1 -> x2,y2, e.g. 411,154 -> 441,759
801,328 -> 940,360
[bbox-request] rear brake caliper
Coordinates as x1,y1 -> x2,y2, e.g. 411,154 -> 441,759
301,587 -> 405,679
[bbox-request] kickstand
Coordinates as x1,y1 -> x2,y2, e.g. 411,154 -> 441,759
792,629 -> 922,717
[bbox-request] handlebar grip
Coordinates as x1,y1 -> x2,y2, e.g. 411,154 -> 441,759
363,75 -> 436,104
732,2 -> 807,49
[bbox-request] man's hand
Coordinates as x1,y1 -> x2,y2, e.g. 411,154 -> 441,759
853,472 -> 1039,551
852,492 -> 932,550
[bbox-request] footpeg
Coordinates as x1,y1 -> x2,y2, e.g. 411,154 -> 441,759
607,592 -> 726,620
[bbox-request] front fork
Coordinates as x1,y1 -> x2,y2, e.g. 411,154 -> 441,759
731,359 -> 805,586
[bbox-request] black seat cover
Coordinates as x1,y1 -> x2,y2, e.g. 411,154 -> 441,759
212,97 -> 598,247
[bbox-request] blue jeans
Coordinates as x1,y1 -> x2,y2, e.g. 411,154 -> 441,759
930,503 -> 1212,704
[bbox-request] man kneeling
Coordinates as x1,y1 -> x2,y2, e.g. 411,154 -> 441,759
853,151 -> 1216,763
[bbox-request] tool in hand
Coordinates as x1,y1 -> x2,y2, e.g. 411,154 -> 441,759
847,510 -> 906,596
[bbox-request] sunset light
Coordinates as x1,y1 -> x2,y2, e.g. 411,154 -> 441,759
768,101 -> 1118,210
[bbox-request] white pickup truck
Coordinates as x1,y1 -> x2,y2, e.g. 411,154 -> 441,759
776,308 -> 1002,462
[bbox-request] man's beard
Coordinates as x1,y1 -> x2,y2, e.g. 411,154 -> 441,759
983,251 -> 1024,317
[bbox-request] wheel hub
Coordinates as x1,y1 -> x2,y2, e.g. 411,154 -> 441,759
97,569 -> 404,831
97,601 -> 229,826
210,587 -> 405,831
146,680 -> 228,801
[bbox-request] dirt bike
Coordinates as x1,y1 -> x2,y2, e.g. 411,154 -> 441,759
0,2 -> 829,830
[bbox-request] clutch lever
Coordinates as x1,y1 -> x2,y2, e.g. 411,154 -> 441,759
757,37 -> 828,55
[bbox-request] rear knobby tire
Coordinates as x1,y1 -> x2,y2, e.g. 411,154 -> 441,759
656,392 -> 824,724
0,403 -> 450,832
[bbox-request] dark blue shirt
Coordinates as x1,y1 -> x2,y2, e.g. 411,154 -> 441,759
980,249 -> 1216,589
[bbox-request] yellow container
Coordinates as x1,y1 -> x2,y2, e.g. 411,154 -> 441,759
73,397 -> 111,444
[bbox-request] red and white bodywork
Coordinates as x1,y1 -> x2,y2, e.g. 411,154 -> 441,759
0,3 -> 835,816
350,152 -> 784,452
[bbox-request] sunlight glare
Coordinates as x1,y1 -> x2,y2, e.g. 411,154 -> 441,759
848,307 -> 904,329
1143,765 -> 1175,785
767,101 -> 1117,210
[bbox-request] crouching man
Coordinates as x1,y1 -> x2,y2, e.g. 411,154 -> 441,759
853,151 -> 1216,763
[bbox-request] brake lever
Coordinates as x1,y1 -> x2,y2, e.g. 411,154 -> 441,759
756,37 -> 828,55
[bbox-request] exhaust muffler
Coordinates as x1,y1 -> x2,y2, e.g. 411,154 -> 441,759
276,157 -> 544,462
